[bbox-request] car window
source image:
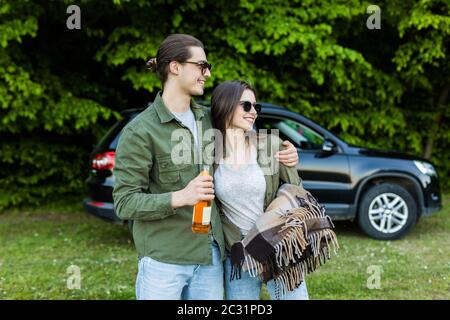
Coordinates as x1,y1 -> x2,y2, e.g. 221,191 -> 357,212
256,117 -> 324,150
109,129 -> 122,149
109,113 -> 140,149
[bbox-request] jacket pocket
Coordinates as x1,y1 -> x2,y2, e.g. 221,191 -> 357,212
155,154 -> 187,185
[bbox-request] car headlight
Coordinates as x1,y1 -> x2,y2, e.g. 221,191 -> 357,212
414,161 -> 437,176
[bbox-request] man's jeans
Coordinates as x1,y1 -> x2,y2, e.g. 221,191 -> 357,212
224,256 -> 309,300
135,241 -> 223,300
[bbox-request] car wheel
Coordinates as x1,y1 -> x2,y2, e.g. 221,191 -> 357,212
358,183 -> 417,240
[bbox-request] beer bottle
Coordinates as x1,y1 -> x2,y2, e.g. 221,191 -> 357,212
192,165 -> 211,234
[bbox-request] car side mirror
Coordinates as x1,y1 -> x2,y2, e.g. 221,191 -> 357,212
322,139 -> 336,153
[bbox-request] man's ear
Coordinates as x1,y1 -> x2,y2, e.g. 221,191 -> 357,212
169,61 -> 180,76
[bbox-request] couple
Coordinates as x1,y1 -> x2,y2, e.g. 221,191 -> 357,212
113,34 -> 309,300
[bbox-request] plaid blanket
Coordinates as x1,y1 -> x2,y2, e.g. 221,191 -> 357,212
230,183 -> 339,297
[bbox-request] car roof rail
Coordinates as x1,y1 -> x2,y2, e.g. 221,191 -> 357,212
119,108 -> 145,116
118,101 -> 286,116
195,100 -> 285,109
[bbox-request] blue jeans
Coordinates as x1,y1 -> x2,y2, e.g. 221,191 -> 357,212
135,241 -> 224,300
224,256 -> 309,300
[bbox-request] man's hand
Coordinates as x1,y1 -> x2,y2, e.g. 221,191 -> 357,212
275,140 -> 299,168
171,174 -> 215,208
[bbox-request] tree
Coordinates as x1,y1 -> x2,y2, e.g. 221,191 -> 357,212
389,0 -> 449,175
0,0 -> 448,210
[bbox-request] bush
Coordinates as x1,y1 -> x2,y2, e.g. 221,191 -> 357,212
0,0 -> 448,210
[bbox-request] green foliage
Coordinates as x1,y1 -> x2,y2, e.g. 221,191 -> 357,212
0,0 -> 449,209
0,1 -> 120,209
0,139 -> 86,209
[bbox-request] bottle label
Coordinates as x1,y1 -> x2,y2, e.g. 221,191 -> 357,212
202,207 -> 211,225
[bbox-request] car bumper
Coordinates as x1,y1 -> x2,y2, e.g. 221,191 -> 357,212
422,204 -> 442,216
83,198 -> 122,223
420,174 -> 442,217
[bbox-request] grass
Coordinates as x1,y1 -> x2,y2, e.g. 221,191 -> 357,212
0,200 -> 136,299
0,195 -> 449,300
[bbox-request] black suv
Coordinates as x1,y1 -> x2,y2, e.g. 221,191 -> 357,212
84,102 -> 442,240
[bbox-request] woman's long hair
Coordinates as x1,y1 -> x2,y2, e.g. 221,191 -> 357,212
211,80 -> 257,160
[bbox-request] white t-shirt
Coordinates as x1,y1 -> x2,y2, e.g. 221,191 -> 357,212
173,108 -> 199,158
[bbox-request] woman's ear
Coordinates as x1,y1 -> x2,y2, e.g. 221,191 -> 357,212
169,61 -> 180,75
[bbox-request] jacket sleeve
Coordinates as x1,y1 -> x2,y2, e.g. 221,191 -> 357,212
112,124 -> 178,221
275,136 -> 302,186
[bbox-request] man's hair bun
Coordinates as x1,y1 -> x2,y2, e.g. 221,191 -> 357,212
146,57 -> 157,72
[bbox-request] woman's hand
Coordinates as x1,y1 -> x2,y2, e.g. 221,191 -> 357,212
275,140 -> 299,167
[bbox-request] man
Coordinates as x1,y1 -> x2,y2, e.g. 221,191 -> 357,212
113,34 -> 299,300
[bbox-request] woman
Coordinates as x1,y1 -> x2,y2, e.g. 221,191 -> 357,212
211,80 -> 309,300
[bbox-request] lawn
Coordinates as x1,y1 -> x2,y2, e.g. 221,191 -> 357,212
0,195 -> 449,300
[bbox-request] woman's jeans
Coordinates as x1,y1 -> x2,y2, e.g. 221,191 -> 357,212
224,256 -> 309,300
136,241 -> 223,300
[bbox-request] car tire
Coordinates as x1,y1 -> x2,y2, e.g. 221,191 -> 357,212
358,183 -> 417,240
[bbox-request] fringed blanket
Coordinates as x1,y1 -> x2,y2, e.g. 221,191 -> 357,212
230,183 -> 339,297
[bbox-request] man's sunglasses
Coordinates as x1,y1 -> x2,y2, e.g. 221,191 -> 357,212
240,101 -> 262,115
183,60 -> 212,75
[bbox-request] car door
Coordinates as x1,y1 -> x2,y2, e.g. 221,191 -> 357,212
255,114 -> 353,219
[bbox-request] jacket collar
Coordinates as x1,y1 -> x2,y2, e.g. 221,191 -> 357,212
153,92 -> 206,124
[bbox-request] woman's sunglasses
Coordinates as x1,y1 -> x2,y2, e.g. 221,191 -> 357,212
183,60 -> 212,75
240,101 -> 262,115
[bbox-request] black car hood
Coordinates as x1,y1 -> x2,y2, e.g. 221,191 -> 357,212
354,147 -> 428,162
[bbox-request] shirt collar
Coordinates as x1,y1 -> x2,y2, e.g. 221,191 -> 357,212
153,92 -> 206,123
